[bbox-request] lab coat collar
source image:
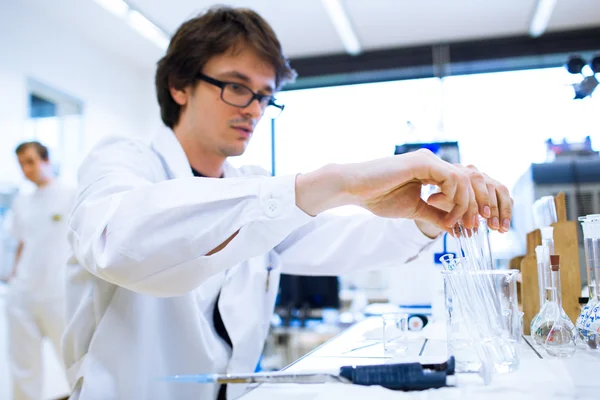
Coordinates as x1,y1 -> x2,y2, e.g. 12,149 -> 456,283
151,127 -> 193,179
151,127 -> 236,179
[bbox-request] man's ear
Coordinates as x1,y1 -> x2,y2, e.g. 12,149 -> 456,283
169,86 -> 189,106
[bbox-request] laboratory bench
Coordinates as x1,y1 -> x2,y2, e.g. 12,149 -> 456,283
240,317 -> 600,400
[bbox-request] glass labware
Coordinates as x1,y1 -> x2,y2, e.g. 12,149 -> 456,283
577,215 -> 600,349
441,255 -> 522,377
535,255 -> 576,357
530,245 -> 548,335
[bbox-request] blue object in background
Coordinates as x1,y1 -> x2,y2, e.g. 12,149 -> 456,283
434,233 -> 456,265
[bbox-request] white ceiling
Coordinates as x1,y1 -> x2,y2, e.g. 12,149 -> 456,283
16,0 -> 600,71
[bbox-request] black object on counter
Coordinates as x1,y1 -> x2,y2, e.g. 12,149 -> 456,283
339,357 -> 455,391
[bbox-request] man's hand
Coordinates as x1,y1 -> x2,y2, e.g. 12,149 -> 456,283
426,164 -> 513,233
295,149 -> 513,233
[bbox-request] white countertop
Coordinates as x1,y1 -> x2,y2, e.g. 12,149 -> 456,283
240,317 -> 600,400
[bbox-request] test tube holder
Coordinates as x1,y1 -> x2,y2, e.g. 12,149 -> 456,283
519,192 -> 582,334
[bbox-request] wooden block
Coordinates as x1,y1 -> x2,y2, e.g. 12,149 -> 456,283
527,230 -> 542,254
521,230 -> 542,335
509,256 -> 524,272
552,220 -> 582,324
554,192 -> 567,223
521,254 -> 539,335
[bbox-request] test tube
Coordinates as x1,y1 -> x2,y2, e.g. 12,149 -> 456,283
535,245 -> 546,308
452,217 -> 493,271
540,227 -> 554,303
590,216 -> 600,302
579,216 -> 597,301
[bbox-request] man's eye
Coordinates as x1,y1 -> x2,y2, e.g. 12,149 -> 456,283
229,83 -> 248,94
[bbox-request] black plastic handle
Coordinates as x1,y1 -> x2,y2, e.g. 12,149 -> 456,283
339,363 -> 448,391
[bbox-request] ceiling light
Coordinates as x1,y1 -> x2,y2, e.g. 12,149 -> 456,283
127,10 -> 170,51
529,0 -> 557,38
94,0 -> 170,51
94,0 -> 129,19
321,0 -> 362,56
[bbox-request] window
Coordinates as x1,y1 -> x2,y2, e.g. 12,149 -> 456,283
269,67 -> 598,194
23,79 -> 84,184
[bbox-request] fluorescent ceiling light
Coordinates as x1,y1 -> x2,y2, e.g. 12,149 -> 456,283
94,0 -> 129,19
94,0 -> 170,51
321,0 -> 362,56
529,0 -> 557,38
127,10 -> 170,51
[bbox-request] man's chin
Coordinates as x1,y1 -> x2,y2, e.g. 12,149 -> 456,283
224,146 -> 247,158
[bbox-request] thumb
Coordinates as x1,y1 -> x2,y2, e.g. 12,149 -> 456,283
426,192 -> 453,212
412,199 -> 451,231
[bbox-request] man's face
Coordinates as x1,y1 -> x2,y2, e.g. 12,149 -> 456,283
174,45 -> 277,158
17,147 -> 49,184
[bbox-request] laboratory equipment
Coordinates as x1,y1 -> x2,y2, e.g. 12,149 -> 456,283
540,226 -> 555,257
382,312 -> 409,356
276,275 -> 340,327
442,264 -> 522,377
530,245 -> 547,335
163,357 -> 458,391
532,196 -> 558,230
452,217 -> 493,271
577,215 -> 600,349
530,227 -> 555,344
535,255 -> 576,357
531,228 -> 577,349
442,216 -> 523,383
530,229 -> 554,339
512,158 -> 600,255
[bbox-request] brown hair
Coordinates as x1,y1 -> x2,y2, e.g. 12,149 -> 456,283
15,141 -> 49,161
155,6 -> 296,128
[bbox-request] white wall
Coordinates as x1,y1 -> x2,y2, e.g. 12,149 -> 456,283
0,1 -> 160,186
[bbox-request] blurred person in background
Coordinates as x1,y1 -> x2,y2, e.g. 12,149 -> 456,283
3,141 -> 76,400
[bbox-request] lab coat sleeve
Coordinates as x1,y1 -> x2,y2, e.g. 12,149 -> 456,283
68,137 -> 313,297
275,212 -> 437,276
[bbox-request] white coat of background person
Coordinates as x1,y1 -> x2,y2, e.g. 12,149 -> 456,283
3,141 -> 76,400
63,7 -> 514,400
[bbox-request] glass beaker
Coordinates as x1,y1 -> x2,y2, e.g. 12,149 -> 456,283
382,312 -> 409,356
442,266 -> 522,374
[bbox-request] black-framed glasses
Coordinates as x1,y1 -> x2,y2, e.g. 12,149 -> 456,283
197,73 -> 285,119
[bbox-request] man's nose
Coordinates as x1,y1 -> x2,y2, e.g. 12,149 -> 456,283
241,98 -> 263,119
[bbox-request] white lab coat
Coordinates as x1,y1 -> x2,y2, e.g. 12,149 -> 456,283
63,129 -> 435,400
5,180 -> 76,400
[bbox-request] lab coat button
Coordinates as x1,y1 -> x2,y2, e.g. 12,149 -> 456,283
263,199 -> 281,218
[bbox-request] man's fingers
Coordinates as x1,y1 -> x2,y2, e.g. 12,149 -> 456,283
465,165 -> 490,218
486,180 -> 500,230
495,183 -> 513,233
463,185 -> 478,229
442,170 -> 470,228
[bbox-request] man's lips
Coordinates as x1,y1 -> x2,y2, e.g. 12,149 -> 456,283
232,126 -> 253,137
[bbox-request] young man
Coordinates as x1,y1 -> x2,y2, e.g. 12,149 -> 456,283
64,6 -> 513,400
4,141 -> 75,400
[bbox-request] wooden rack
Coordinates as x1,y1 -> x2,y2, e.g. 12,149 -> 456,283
519,192 -> 581,334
